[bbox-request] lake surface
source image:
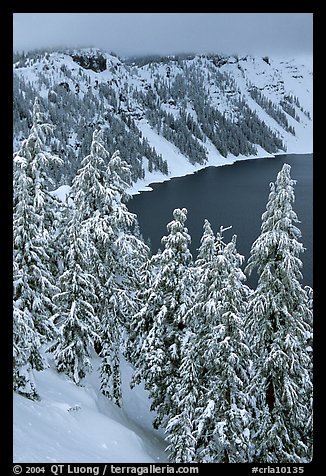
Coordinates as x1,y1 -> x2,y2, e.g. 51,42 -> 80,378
128,154 -> 313,288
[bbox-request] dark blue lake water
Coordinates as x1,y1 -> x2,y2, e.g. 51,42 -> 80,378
128,154 -> 313,288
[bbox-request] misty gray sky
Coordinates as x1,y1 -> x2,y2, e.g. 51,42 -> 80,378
13,13 -> 313,59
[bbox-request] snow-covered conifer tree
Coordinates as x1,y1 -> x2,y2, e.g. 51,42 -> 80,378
201,235 -> 252,463
126,255 -> 157,368
185,222 -> 252,462
245,163 -> 313,462
131,208 -> 193,429
68,129 -> 149,403
13,305 -> 40,401
52,208 -> 100,384
13,98 -> 62,398
104,147 -> 150,329
165,330 -> 200,462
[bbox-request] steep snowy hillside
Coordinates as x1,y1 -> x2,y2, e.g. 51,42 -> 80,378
14,355 -> 167,463
13,48 -> 312,192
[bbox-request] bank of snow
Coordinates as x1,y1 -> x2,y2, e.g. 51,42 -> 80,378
13,356 -> 167,463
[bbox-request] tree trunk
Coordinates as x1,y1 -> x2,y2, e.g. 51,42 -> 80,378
266,379 -> 275,412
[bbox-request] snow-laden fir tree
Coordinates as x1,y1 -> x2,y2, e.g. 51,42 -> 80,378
162,220 -> 221,461
182,221 -> 252,462
165,329 -> 200,463
52,207 -> 101,384
103,146 -> 150,327
303,286 -> 313,383
125,252 -> 158,368
50,129 -> 108,384
13,98 -> 62,399
96,139 -> 150,406
201,234 -> 252,463
66,129 -> 149,403
13,303 -> 40,401
245,163 -> 313,462
131,208 -> 193,429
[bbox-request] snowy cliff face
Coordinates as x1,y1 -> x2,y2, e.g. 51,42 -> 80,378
13,49 -> 313,190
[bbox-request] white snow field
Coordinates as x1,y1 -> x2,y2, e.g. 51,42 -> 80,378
13,355 -> 167,463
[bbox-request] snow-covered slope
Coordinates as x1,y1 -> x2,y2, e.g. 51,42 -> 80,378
13,355 -> 167,463
13,48 -> 313,193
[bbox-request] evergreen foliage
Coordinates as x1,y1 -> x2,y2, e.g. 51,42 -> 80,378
245,164 -> 313,462
165,330 -> 200,462
13,98 -> 62,399
52,210 -> 100,384
180,222 -> 252,462
96,145 -> 150,406
62,129 -> 150,402
250,87 -> 297,134
130,208 -> 193,429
